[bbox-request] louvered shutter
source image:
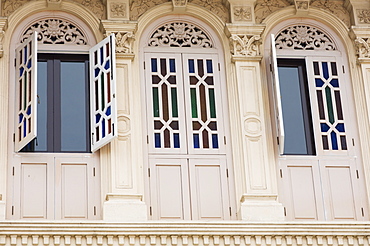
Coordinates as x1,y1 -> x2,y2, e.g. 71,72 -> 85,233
15,32 -> 38,152
271,34 -> 285,155
90,34 -> 117,152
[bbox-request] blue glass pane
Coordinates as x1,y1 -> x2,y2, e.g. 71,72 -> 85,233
102,119 -> 106,138
106,106 -> 111,116
336,123 -> 345,132
19,67 -> 24,77
96,113 -> 101,124
27,59 -> 32,69
193,134 -> 200,148
322,62 -> 329,80
174,133 -> 180,148
206,60 -> 213,73
24,46 -> 27,65
169,59 -> 175,72
155,133 -> 161,148
330,79 -> 339,88
189,59 -> 195,73
212,134 -> 218,148
100,47 -> 104,65
321,123 -> 330,132
104,60 -> 110,70
26,106 -> 31,115
95,68 -> 100,78
151,58 -> 157,72
19,113 -> 24,124
23,120 -> 26,137
331,131 -> 338,150
315,78 -> 324,87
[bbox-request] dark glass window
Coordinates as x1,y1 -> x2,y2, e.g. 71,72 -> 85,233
277,59 -> 315,155
21,54 -> 90,152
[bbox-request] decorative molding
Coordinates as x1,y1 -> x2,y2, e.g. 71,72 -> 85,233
275,25 -> 337,51
148,22 -> 213,48
254,0 -> 291,24
110,2 -> 127,18
107,31 -> 135,53
2,0 -> 30,16
21,19 -> 88,45
130,0 -> 169,20
0,29 -> 4,58
355,37 -> 370,59
295,0 -> 309,11
230,34 -> 261,57
189,0 -> 229,23
233,6 -> 252,22
172,0 -> 188,7
357,9 -> 370,24
74,0 -> 106,19
310,0 -> 350,27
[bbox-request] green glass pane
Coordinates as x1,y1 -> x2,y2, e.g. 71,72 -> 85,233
191,88 -> 198,118
24,72 -> 27,110
153,87 -> 159,117
101,73 -> 105,110
325,86 -> 334,124
171,88 -> 178,117
209,88 -> 216,118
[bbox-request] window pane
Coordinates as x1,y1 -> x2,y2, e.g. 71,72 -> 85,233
278,66 -> 312,155
34,61 -> 48,151
60,62 -> 88,152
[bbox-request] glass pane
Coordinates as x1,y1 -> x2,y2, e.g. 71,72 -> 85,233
60,62 -> 87,152
35,61 -> 48,151
278,65 -> 311,155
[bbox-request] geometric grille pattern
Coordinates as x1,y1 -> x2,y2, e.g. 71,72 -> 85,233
15,32 -> 38,152
313,61 -> 347,151
90,34 -> 117,152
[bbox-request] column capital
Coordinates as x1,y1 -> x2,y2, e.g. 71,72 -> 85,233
0,17 -> 7,58
350,27 -> 370,63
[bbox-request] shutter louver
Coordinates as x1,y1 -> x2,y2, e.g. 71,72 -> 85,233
15,32 -> 38,152
90,34 -> 117,152
271,34 -> 285,155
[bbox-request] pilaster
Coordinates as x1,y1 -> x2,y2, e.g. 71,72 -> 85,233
226,22 -> 284,221
346,0 -> 370,26
100,20 -> 146,221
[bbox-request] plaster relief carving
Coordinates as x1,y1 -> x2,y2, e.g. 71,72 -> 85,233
310,0 -> 350,27
130,0 -> 169,20
355,37 -> 370,58
255,0 -> 291,24
173,0 -> 187,7
110,2 -> 127,18
189,0 -> 229,22
118,114 -> 131,136
230,34 -> 261,57
244,117 -> 262,137
0,30 -> 4,58
148,22 -> 213,48
2,0 -> 30,16
111,31 -> 135,53
233,6 -> 252,21
21,19 -> 88,45
74,0 -> 106,19
357,9 -> 370,24
275,25 -> 336,51
295,0 -> 308,10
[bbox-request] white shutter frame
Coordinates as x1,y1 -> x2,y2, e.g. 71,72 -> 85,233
90,34 -> 117,152
271,34 -> 285,155
15,32 -> 38,152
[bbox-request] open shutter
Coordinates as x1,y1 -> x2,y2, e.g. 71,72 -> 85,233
15,32 -> 38,152
90,34 -> 117,152
270,34 -> 285,155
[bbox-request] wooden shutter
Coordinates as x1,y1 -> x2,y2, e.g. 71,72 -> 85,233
270,34 -> 285,155
90,34 -> 117,152
15,32 -> 38,152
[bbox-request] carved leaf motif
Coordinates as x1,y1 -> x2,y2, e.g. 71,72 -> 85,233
230,34 -> 261,56
275,25 -> 336,51
3,0 -> 30,16
148,22 -> 213,48
130,0 -> 169,20
189,0 -> 229,22
310,0 -> 350,27
355,38 -> 370,58
21,19 -> 88,45
254,0 -> 291,24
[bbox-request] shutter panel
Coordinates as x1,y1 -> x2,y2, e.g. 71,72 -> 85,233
271,34 -> 285,155
15,32 -> 38,152
90,34 -> 117,152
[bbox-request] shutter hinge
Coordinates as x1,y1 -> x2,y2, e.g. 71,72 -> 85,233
218,63 -> 220,71
93,167 -> 96,177
149,206 -> 152,216
224,136 -> 226,145
342,65 -> 345,73
12,167 -> 15,176
112,124 -> 115,136
356,170 -> 360,179
14,58 -> 16,67
352,138 -> 355,146
361,207 -> 365,217
277,137 -> 279,145
284,207 -> 287,216
94,206 -> 96,216
11,206 -> 14,215
147,135 -> 149,144
280,169 -> 283,178
148,168 -> 150,177
229,207 -> 232,216
270,63 -> 272,72
13,133 -> 15,143
226,168 -> 229,178
144,61 -> 146,70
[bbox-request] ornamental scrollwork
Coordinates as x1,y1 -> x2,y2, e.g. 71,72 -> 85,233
275,25 -> 336,51
230,34 -> 261,57
310,0 -> 350,27
75,0 -> 106,19
130,0 -> 169,20
255,0 -> 291,24
21,19 -> 88,45
233,6 -> 252,21
148,22 -> 213,48
355,37 -> 370,59
2,0 -> 30,16
0,29 -> 4,58
113,31 -> 135,53
357,9 -> 370,24
189,0 -> 229,22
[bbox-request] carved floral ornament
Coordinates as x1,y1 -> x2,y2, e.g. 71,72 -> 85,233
230,34 -> 261,57
148,22 -> 213,48
275,25 -> 337,51
355,37 -> 370,59
21,19 -> 88,45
